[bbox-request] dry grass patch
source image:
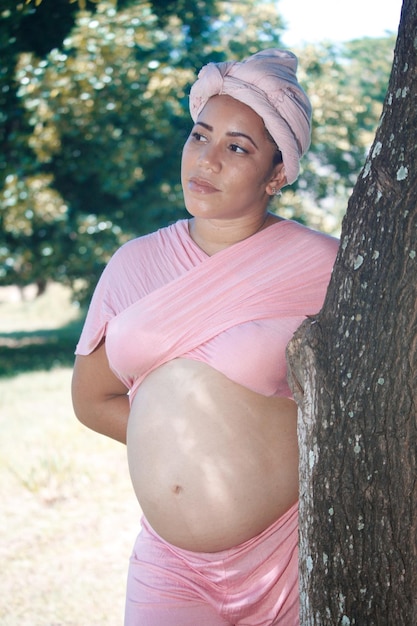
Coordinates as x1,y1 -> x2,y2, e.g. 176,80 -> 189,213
0,286 -> 140,625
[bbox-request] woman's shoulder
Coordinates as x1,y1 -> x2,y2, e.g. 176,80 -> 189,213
276,218 -> 339,256
112,220 -> 188,262
103,219 -> 195,291
280,218 -> 338,241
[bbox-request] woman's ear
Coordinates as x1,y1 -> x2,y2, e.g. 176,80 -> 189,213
266,163 -> 287,196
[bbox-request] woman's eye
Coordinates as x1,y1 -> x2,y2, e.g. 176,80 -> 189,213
230,143 -> 248,154
191,131 -> 207,142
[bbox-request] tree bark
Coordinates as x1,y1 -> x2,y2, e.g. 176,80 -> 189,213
287,1 -> 417,623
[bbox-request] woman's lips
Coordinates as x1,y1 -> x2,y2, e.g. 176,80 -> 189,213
188,177 -> 220,194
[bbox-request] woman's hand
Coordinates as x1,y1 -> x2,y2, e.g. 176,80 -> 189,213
72,340 -> 130,444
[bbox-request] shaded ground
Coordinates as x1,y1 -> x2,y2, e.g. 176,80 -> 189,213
0,285 -> 141,625
0,368 -> 141,625
0,283 -> 84,377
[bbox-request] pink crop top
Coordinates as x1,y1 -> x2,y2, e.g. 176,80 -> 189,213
75,219 -> 338,400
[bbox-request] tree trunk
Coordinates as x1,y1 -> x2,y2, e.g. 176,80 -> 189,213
287,1 -> 417,624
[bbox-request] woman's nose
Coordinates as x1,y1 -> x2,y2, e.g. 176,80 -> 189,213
198,143 -> 221,171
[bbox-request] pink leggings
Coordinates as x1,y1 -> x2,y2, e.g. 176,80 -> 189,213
124,502 -> 299,626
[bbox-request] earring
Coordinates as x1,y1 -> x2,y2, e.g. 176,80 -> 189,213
271,187 -> 282,197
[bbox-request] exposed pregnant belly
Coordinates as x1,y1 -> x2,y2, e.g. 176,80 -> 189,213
126,359 -> 299,552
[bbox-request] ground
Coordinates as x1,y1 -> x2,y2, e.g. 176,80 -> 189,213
0,284 -> 140,625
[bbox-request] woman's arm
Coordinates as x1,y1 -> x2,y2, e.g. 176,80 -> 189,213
71,340 -> 130,444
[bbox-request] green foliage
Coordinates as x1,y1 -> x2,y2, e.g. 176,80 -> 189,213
0,3 -> 33,188
10,2 -> 204,299
0,0 -> 396,298
1,0 -> 286,300
19,0 -> 100,57
284,36 -> 396,233
19,3 -> 194,215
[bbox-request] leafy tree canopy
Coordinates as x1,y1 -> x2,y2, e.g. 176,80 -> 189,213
0,0 -> 395,300
287,35 -> 396,232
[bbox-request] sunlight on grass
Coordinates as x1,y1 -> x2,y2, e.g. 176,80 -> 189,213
0,284 -> 86,376
0,285 -> 140,626
0,283 -> 80,333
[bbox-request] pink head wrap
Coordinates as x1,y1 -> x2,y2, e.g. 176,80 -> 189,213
189,49 -> 312,186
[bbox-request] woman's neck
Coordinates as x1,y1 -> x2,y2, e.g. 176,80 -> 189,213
188,213 -> 279,256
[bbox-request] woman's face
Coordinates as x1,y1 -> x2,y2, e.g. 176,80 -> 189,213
181,95 -> 284,221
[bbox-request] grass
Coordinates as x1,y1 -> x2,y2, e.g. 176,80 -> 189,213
0,283 -> 84,377
0,284 -> 140,625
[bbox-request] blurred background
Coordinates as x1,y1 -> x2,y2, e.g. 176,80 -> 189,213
0,0 -> 401,623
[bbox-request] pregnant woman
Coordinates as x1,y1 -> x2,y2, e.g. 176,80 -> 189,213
72,48 -> 338,625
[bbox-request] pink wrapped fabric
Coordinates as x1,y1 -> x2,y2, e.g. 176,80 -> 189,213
75,219 -> 338,403
189,49 -> 312,186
